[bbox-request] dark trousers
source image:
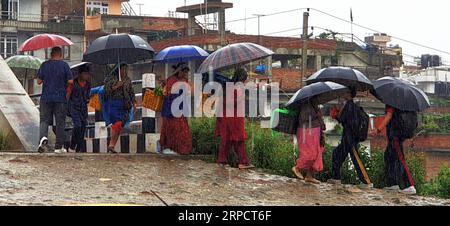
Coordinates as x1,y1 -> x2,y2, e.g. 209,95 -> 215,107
332,131 -> 371,184
70,109 -> 87,152
218,140 -> 249,165
384,137 -> 414,188
39,102 -> 67,150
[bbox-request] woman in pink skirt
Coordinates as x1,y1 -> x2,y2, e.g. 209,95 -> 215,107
292,99 -> 326,184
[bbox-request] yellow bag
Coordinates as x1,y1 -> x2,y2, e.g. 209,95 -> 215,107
143,89 -> 164,112
89,94 -> 101,111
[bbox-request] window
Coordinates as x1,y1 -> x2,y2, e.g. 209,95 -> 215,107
87,1 -> 109,16
6,0 -> 19,20
0,34 -> 18,58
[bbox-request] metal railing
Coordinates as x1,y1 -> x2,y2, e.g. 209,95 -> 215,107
1,11 -> 85,34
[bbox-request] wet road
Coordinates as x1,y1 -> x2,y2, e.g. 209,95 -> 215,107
0,153 -> 448,206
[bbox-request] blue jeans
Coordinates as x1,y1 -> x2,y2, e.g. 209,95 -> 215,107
39,102 -> 67,149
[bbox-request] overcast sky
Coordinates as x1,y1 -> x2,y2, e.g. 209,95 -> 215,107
130,0 -> 450,64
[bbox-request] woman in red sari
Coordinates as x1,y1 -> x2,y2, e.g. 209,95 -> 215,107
160,63 -> 193,155
215,68 -> 254,170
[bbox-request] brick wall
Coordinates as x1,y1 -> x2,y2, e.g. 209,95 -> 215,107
425,150 -> 450,180
370,134 -> 450,181
42,0 -> 85,21
425,107 -> 450,114
370,134 -> 450,152
143,17 -> 188,32
272,68 -> 316,92
150,33 -> 337,52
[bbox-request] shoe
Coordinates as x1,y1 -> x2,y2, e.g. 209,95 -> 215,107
238,164 -> 255,170
384,185 -> 400,191
400,186 -> 417,195
38,137 -> 49,153
292,167 -> 304,180
162,149 -> 178,155
327,179 -> 342,185
68,148 -> 76,153
218,163 -> 230,168
359,183 -> 374,189
54,148 -> 67,154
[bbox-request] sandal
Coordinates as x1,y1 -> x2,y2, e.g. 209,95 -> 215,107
305,178 -> 321,184
292,167 -> 304,180
238,164 -> 255,170
107,147 -> 118,154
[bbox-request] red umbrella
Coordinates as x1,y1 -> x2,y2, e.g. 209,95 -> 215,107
19,34 -> 74,52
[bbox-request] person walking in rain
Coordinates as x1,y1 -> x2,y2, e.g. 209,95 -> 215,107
37,47 -> 73,153
160,62 -> 193,155
104,63 -> 137,154
215,68 -> 254,170
370,105 -> 417,195
292,99 -> 326,184
328,88 -> 372,187
66,65 -> 91,153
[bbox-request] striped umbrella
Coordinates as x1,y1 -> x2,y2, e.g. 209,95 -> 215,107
6,55 -> 44,80
197,42 -> 274,74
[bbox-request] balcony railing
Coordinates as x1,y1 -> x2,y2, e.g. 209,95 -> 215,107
1,11 -> 85,34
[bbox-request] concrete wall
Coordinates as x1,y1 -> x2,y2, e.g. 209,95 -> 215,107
0,110 -> 22,150
18,0 -> 41,22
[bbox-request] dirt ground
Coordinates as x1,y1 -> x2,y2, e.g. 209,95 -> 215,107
0,153 -> 448,206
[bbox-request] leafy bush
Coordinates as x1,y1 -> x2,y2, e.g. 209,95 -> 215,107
245,123 -> 297,177
189,118 -> 220,156
421,166 -> 450,199
421,114 -> 450,134
190,118 -> 432,196
0,132 -> 11,151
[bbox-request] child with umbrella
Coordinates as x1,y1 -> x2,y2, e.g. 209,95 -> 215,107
287,82 -> 350,184
328,88 -> 372,187
370,77 -> 431,195
66,64 -> 91,153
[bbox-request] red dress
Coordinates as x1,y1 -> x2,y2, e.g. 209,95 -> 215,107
160,76 -> 193,155
215,89 -> 249,165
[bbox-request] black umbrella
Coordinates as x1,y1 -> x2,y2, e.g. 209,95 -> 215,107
83,33 -> 154,65
306,66 -> 373,91
372,76 -> 430,112
286,82 -> 350,109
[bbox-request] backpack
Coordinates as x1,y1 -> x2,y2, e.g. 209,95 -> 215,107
271,108 -> 299,135
354,105 -> 369,142
393,110 -> 418,139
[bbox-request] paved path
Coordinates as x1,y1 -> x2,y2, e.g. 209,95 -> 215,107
0,153 -> 448,206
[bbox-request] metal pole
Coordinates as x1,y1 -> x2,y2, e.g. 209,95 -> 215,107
136,3 -> 144,16
253,14 -> 265,44
301,10 -> 309,88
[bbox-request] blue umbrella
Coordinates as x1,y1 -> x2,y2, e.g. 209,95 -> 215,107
154,45 -> 209,63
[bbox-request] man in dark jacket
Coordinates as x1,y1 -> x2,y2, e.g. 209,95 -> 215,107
66,65 -> 91,153
328,89 -> 372,187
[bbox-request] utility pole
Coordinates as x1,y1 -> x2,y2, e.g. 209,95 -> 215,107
301,9 -> 309,88
253,14 -> 266,44
136,3 -> 144,16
